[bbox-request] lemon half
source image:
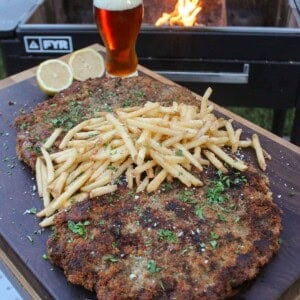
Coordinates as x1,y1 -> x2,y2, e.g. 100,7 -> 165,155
36,59 -> 73,96
68,48 -> 105,81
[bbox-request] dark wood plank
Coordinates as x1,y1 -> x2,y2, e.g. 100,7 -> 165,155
0,61 -> 299,300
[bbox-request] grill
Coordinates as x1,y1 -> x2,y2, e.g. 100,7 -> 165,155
0,0 -> 299,144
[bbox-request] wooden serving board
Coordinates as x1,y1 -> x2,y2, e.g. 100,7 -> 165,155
0,44 -> 299,300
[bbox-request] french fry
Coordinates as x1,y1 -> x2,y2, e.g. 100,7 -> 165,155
238,139 -> 252,148
35,157 -> 43,197
59,119 -> 92,149
199,87 -> 212,118
183,135 -> 208,150
174,143 -> 203,171
146,167 -> 155,179
41,147 -> 55,184
150,150 -> 192,186
252,134 -> 266,171
127,119 -> 179,136
50,148 -> 74,160
133,160 -> 156,176
51,171 -> 68,198
203,150 -> 228,174
74,131 -> 100,139
119,102 -> 159,119
39,215 -> 55,227
64,192 -> 89,208
136,147 -> 147,166
207,144 -> 247,172
147,169 -> 168,193
162,133 -> 185,147
81,172 -> 111,192
90,184 -> 117,198
54,149 -> 77,178
149,139 -> 173,155
136,176 -> 149,193
40,160 -> 51,207
66,161 -> 94,185
106,113 -> 138,162
225,120 -> 236,152
126,165 -> 134,189
232,128 -> 242,153
263,149 -> 272,160
43,128 -> 62,149
111,158 -> 133,181
90,159 -> 110,182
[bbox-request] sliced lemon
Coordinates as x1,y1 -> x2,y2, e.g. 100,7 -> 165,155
36,59 -> 73,96
68,48 -> 105,81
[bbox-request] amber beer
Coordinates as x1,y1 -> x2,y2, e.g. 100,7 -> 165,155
93,0 -> 143,77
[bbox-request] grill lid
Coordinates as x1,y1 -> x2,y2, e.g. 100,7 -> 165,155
0,0 -> 40,38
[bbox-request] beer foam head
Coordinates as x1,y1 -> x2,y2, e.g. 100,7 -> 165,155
94,0 -> 142,11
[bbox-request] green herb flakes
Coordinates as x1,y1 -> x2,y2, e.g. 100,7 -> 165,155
157,229 -> 178,243
99,219 -> 106,225
210,240 -> 218,249
175,149 -> 183,156
217,213 -> 226,221
195,205 -> 204,220
147,260 -> 162,275
103,254 -> 118,263
178,190 -> 195,204
23,207 -> 37,215
161,182 -> 173,192
67,220 -> 90,239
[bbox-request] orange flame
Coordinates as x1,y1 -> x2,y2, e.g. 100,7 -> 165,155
155,0 -> 202,27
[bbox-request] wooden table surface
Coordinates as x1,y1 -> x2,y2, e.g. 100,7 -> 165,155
0,44 -> 299,300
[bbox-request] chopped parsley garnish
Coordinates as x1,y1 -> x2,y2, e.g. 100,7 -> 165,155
209,232 -> 219,249
99,219 -> 106,225
144,239 -> 152,246
23,207 -> 37,215
207,170 -> 247,206
67,220 -> 90,239
178,190 -> 195,204
104,104 -> 113,112
27,235 -> 33,243
161,182 -> 173,192
103,254 -> 118,263
128,190 -> 135,197
207,180 -> 227,205
108,164 -> 118,172
122,99 -> 132,108
210,232 -> 219,240
147,260 -> 162,274
157,229 -> 178,243
217,213 -> 226,221
210,240 -> 218,249
20,122 -> 30,130
175,149 -> 183,156
195,205 -> 204,220
42,254 -> 48,260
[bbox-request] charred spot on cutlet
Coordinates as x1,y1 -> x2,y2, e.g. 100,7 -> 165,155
165,200 -> 189,219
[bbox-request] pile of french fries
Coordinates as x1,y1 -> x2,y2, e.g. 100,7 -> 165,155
35,87 -> 269,226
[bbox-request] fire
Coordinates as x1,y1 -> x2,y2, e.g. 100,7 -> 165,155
155,0 -> 202,27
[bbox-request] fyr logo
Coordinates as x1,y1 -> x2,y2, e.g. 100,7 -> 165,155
24,36 -> 73,53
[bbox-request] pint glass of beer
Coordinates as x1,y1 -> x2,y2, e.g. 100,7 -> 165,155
93,0 -> 143,77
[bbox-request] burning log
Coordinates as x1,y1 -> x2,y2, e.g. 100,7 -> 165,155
155,0 -> 202,26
